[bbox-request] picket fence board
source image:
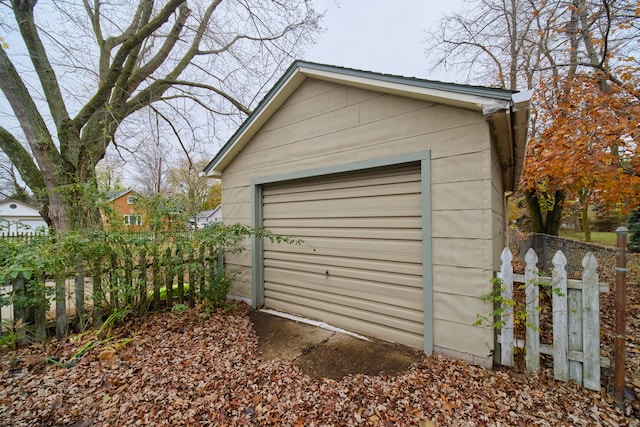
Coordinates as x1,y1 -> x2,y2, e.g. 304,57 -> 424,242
551,251 -> 569,382
582,252 -> 600,390
524,248 -> 540,373
499,247 -> 514,368
498,247 -> 605,391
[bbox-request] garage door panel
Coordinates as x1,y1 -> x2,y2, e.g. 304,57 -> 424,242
264,216 -> 422,229
264,180 -> 421,204
264,243 -> 421,264
265,280 -> 422,318
265,207 -> 421,220
264,251 -> 423,276
265,275 -> 423,308
266,236 -> 421,256
263,195 -> 421,218
265,168 -> 421,195
263,164 -> 424,348
265,289 -> 424,331
263,226 -> 421,241
265,263 -> 422,296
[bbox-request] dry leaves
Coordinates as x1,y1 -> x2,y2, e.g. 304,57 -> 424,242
1,302 -> 638,426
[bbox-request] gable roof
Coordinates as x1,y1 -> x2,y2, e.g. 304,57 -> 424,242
196,204 -> 222,220
203,60 -> 532,191
106,189 -> 136,202
0,198 -> 43,218
0,198 -> 40,210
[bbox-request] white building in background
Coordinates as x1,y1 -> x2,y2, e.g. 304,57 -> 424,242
0,199 -> 48,236
194,205 -> 222,229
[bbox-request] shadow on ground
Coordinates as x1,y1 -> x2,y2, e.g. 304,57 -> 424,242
249,310 -> 423,380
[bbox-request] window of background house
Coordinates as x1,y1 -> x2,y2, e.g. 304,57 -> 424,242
123,214 -> 142,226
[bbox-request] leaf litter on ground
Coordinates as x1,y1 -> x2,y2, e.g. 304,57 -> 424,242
0,300 -> 638,426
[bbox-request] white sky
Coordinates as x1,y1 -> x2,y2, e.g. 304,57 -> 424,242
303,0 -> 466,83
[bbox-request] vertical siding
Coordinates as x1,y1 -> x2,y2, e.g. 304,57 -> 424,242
221,78 -> 498,360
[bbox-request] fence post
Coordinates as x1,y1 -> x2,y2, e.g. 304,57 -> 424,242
165,247 -> 173,308
75,255 -> 85,331
152,254 -> 160,311
188,250 -> 195,307
177,247 -> 185,304
199,244 -> 206,298
55,276 -> 66,336
12,276 -> 29,344
139,250 -> 147,309
552,250 -> 569,382
614,227 -> 628,410
92,263 -> 103,327
524,248 -> 540,373
499,247 -> 514,367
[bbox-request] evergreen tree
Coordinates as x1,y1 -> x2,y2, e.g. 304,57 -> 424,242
628,209 -> 640,253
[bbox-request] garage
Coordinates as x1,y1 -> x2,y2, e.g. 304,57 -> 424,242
262,163 -> 425,348
204,60 -> 531,366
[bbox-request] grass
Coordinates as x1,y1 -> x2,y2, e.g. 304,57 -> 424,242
558,229 -> 618,246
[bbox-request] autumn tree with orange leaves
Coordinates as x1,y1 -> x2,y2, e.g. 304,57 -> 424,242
523,73 -> 640,241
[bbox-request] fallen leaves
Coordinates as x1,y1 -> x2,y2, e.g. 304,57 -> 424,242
0,302 -> 638,426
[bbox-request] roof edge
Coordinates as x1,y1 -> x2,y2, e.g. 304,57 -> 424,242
204,60 -> 522,176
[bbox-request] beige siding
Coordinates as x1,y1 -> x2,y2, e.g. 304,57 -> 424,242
221,78 -> 498,359
262,165 -> 424,349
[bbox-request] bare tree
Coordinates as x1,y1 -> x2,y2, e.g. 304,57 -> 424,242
0,152 -> 31,202
0,0 -> 322,232
95,152 -> 126,194
167,158 -> 221,215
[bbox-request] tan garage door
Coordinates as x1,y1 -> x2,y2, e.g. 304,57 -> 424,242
262,163 -> 425,348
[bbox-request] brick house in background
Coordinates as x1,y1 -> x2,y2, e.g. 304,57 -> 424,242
104,189 -> 143,231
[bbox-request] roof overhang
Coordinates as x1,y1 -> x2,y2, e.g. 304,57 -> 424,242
204,61 -> 532,191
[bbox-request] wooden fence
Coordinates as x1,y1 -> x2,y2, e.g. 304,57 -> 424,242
497,247 -> 609,391
1,244 -> 224,338
0,231 -> 48,242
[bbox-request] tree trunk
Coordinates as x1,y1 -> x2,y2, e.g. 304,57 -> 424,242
582,203 -> 592,242
526,191 -> 545,233
45,155 -> 104,233
525,189 -> 566,235
546,190 -> 566,235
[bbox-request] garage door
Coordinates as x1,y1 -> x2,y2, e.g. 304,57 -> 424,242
262,163 -> 425,349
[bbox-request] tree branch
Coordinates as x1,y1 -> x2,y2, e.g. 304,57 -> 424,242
0,45 -> 64,184
121,3 -> 190,102
73,0 -> 187,129
0,126 -> 46,197
160,80 -> 251,115
149,105 -> 192,166
11,0 -> 71,133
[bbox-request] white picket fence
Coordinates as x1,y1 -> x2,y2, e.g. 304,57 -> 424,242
497,247 -> 609,391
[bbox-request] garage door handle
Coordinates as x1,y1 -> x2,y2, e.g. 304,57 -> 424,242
325,269 -> 329,279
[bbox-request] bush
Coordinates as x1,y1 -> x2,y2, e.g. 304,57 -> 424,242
1,221 -> 300,338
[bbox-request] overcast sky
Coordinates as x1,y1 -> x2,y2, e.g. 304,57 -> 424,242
303,0 -> 466,83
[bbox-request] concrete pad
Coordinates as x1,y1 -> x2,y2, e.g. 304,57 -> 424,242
249,310 -> 423,380
249,310 -> 334,361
